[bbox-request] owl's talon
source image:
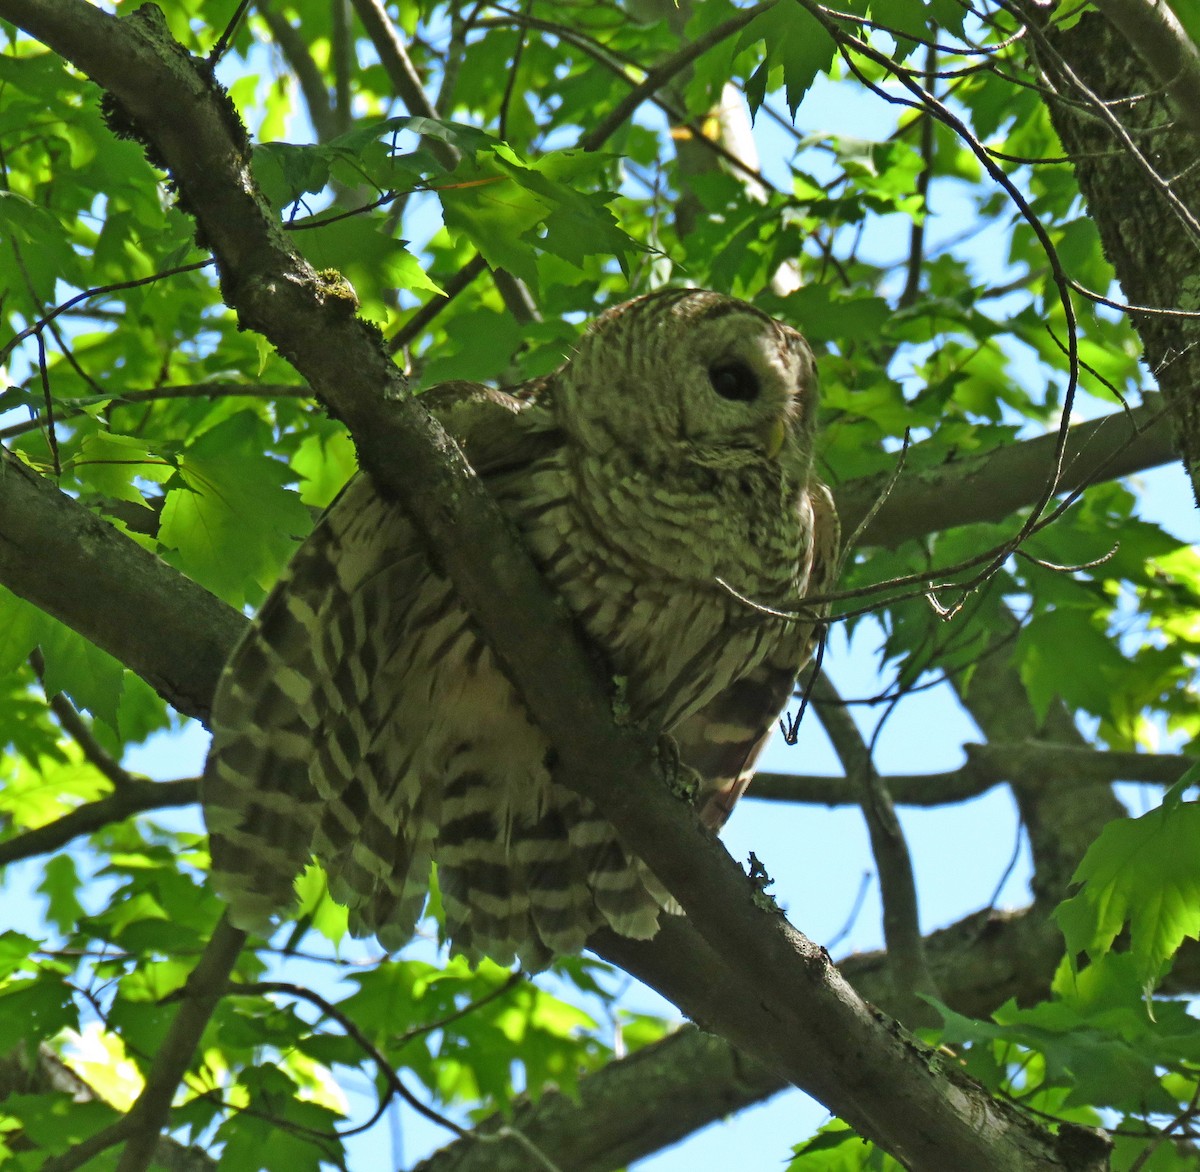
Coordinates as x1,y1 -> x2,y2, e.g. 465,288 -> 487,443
658,735 -> 701,804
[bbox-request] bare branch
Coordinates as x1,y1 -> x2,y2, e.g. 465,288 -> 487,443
231,981 -> 476,1142
751,743 -> 1195,807
811,673 -> 937,1015
0,779 -> 198,868
836,393 -> 1176,548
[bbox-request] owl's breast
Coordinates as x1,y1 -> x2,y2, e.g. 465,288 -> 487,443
491,452 -> 812,731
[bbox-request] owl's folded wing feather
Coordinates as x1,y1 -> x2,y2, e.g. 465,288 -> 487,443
202,381 -> 560,934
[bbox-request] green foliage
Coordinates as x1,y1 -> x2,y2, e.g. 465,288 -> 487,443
787,1118 -> 905,1169
158,412 -> 313,606
933,952 -> 1200,1142
1,0 -> 1198,1168
1057,767 -> 1200,999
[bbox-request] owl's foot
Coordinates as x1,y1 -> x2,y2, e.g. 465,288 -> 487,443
656,734 -> 701,804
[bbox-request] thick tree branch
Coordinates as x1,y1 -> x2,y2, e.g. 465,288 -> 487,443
420,896 -> 1093,1172
0,5 -> 1109,1168
0,447 -> 243,724
412,1020 -> 781,1172
836,392 -> 1176,547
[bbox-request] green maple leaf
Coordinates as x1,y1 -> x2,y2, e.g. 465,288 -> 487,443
1056,764 -> 1200,1000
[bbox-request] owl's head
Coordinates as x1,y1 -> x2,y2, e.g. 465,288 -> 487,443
558,289 -> 818,481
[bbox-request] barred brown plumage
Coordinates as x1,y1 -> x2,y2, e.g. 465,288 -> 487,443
202,288 -> 840,968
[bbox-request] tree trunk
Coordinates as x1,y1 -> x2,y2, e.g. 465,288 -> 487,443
1031,6 -> 1200,505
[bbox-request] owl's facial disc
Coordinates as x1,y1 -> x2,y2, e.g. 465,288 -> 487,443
560,289 -> 815,472
681,314 -> 814,467
706,358 -> 786,456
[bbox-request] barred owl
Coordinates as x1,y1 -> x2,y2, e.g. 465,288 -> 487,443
202,289 -> 839,968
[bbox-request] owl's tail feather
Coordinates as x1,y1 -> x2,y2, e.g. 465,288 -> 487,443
390,776 -> 665,967
517,796 -> 604,958
203,582 -> 329,932
338,824 -> 439,954
313,748 -> 440,952
434,769 -> 550,967
571,819 -> 663,941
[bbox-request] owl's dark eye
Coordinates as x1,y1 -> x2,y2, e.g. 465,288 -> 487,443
708,360 -> 760,403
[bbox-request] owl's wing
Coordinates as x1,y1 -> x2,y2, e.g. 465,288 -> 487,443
423,378 -> 563,476
682,479 -> 840,830
202,381 -> 561,934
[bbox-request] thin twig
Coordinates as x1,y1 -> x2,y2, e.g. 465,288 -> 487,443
231,978 -> 563,1171
232,980 -> 472,1138
29,648 -> 134,788
578,3 -> 773,151
1128,1078 -> 1200,1172
42,916 -> 247,1172
898,45 -> 937,310
392,970 -> 524,1050
207,0 -> 252,68
0,382 -> 311,441
0,261 -> 213,369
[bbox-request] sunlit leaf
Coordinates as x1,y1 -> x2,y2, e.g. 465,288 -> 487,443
1056,795 -> 1200,997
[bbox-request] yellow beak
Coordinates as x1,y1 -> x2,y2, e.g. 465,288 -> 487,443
762,418 -> 787,460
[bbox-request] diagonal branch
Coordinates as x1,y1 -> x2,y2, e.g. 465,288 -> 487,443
810,672 -> 937,1016
0,778 -> 198,867
0,447 -> 243,724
